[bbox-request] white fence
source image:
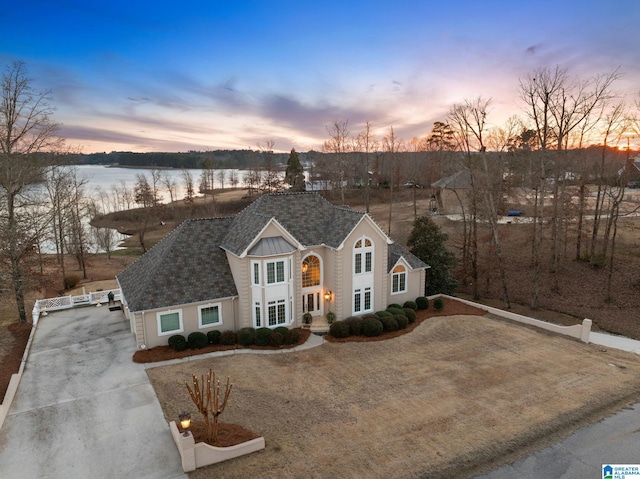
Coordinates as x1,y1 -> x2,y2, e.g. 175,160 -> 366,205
32,289 -> 122,325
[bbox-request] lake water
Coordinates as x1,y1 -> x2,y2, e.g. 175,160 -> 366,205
75,164 -> 251,206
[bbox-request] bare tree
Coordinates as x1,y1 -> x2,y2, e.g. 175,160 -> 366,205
356,121 -> 377,212
382,126 -> 403,235
518,65 -> 619,304
323,120 -> 351,204
0,61 -> 63,323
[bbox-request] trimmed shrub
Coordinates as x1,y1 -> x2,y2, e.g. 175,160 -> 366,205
237,327 -> 256,346
187,331 -> 208,349
395,314 -> 409,330
64,275 -> 80,290
329,320 -> 351,338
207,330 -> 221,345
380,315 -> 399,332
326,311 -> 336,324
434,297 -> 445,311
388,303 -> 402,309
284,329 -> 301,345
220,330 -> 237,345
402,308 -> 417,323
386,307 -> 405,317
403,300 -> 418,311
269,331 -> 284,348
362,313 -> 379,321
274,326 -> 289,338
344,316 -> 363,336
362,317 -> 384,337
375,310 -> 393,319
168,334 -> 187,352
416,296 -> 429,310
255,327 -> 272,346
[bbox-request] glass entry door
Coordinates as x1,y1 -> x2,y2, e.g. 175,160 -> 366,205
303,290 -> 322,316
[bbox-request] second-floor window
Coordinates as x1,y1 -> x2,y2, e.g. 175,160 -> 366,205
266,260 -> 285,284
354,237 -> 373,274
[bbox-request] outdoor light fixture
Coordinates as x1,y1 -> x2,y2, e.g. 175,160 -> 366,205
324,291 -> 332,301
179,412 -> 191,437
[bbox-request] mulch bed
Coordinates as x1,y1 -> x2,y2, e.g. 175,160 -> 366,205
133,298 -> 486,363
325,297 -> 487,343
0,322 -> 32,402
133,328 -> 312,363
186,422 -> 260,447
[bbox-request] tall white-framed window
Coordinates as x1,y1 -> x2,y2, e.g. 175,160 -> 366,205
198,303 -> 222,328
354,237 -> 373,275
157,309 -> 183,336
252,261 -> 261,285
254,301 -> 262,328
267,298 -> 287,326
266,260 -> 286,284
391,265 -> 407,294
353,287 -> 373,314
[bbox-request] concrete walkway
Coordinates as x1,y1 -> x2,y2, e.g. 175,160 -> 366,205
0,306 -> 188,479
475,331 -> 640,479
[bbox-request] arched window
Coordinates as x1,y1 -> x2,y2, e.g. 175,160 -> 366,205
392,265 -> 406,293
302,255 -> 321,288
354,237 -> 373,274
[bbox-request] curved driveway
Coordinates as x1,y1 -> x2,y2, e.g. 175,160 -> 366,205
0,306 -> 187,479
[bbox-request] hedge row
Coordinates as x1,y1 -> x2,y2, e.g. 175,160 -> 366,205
328,296 -> 444,339
168,327 -> 302,351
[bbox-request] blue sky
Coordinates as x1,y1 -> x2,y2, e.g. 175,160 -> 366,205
2,0 -> 639,153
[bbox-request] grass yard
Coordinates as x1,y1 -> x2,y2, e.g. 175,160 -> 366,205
146,314 -> 640,479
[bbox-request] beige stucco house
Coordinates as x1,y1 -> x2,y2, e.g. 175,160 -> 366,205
117,192 -> 429,349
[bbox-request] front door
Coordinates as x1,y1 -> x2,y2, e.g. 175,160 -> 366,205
303,290 -> 323,316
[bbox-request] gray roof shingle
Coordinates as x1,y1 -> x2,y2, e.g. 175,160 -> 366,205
117,217 -> 238,312
220,192 -> 364,254
387,241 -> 430,272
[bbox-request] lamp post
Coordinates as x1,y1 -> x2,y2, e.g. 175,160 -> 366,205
179,412 -> 191,437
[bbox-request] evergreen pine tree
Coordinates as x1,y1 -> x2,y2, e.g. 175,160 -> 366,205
285,148 -> 305,191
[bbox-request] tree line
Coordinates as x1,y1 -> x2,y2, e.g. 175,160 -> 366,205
2,59 -> 640,324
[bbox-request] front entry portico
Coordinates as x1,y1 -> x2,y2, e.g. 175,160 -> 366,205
302,289 -> 323,317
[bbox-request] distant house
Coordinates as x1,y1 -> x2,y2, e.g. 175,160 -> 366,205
117,192 -> 429,349
430,169 -> 472,215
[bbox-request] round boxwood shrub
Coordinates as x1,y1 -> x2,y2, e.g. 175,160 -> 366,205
255,327 -> 272,346
416,296 -> 429,310
388,303 -> 402,309
395,314 -> 409,330
402,307 -> 416,323
386,307 -> 405,317
220,330 -> 237,345
403,300 -> 418,311
168,334 -> 187,352
274,326 -> 289,338
284,329 -> 301,345
329,320 -> 351,338
344,316 -> 363,336
375,310 -> 393,319
207,330 -> 221,345
237,327 -> 256,346
269,331 -> 284,348
187,331 -> 208,349
434,297 -> 445,311
380,315 -> 399,332
362,317 -> 384,337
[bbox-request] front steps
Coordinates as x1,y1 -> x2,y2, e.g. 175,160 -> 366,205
309,315 -> 330,334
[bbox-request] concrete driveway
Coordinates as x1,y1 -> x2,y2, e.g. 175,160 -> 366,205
0,306 -> 187,479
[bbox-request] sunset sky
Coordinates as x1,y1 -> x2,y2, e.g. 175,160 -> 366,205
2,0 -> 639,153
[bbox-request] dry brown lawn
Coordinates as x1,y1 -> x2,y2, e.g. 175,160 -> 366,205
147,314 -> 640,479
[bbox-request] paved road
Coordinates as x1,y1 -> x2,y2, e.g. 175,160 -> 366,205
0,306 -> 187,479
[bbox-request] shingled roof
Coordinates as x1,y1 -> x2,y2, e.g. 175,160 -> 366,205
220,192 -> 366,255
117,217 -> 237,312
387,241 -> 430,272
